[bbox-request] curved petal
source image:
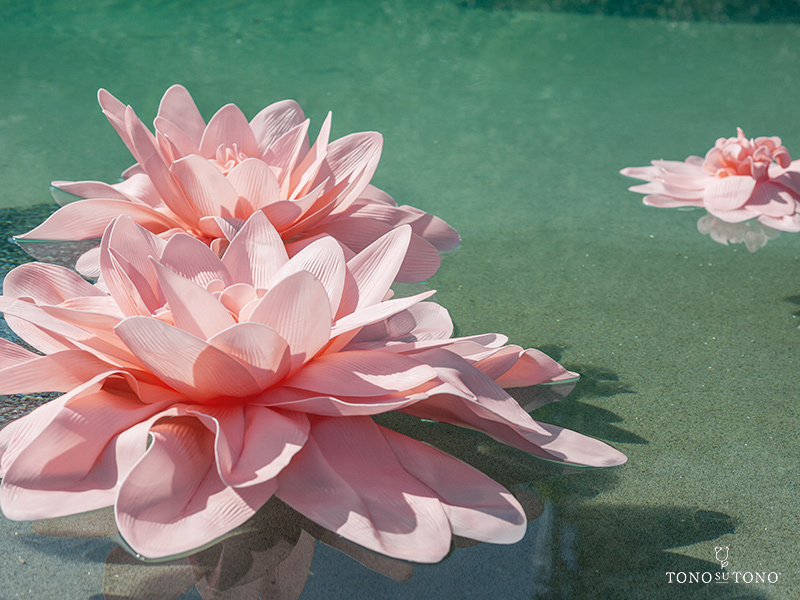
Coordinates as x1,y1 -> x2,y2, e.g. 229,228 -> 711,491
160,233 -> 233,287
0,376 -> 173,520
347,200 -> 461,252
758,212 -> 800,232
702,175 -> 757,211
380,426 -> 526,544
199,104 -> 260,159
331,290 -> 437,340
171,154 -> 240,218
0,337 -> 38,368
0,349 -> 114,394
156,84 -> 206,148
222,212 -> 289,288
402,349 -> 627,468
51,179 -> 129,202
206,322 -> 291,389
257,387 -> 422,416
339,225 -> 412,313
246,271 -> 332,371
115,316 -> 262,401
746,181 -> 798,217
288,112 -> 331,200
226,158 -> 281,212
152,261 -> 236,339
250,99 -> 306,156
98,88 -> 136,158
473,346 -> 579,387
283,350 -> 437,397
325,132 -> 383,214
115,416 -> 277,559
320,219 -> 440,285
14,199 -> 180,242
264,120 -> 310,194
3,262 -> 104,304
276,416 -> 452,562
188,404 -> 309,487
271,236 -> 346,315
126,106 -> 198,227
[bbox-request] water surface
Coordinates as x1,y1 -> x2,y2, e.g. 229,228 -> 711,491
1,1 -> 798,598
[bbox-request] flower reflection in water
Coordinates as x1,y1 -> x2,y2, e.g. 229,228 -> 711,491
32,484 -> 544,599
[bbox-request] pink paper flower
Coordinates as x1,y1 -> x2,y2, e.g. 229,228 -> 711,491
621,128 -> 800,251
0,213 -> 624,561
15,85 -> 459,281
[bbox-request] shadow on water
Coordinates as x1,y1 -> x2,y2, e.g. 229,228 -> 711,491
523,471 -> 759,600
457,0 -> 800,24
783,293 -> 800,318
522,343 -> 646,446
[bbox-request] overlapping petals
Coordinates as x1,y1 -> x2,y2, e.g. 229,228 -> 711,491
15,85 -> 459,281
621,128 -> 800,251
0,213 -> 624,561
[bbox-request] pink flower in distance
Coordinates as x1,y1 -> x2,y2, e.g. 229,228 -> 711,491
0,213 -> 625,561
16,85 -> 459,281
621,128 -> 800,251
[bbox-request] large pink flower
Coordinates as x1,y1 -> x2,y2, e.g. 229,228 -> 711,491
0,213 -> 624,561
15,85 -> 459,281
621,128 -> 800,251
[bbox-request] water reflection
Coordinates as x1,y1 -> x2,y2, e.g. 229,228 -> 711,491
28,483 -> 757,600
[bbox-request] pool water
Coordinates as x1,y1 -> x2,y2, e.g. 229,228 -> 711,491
1,1 -> 799,598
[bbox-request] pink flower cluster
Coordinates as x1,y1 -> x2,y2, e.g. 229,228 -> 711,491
622,128 -> 800,251
17,86 -> 460,281
0,86 -> 625,562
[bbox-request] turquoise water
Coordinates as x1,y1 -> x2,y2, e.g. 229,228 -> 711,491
1,1 -> 799,598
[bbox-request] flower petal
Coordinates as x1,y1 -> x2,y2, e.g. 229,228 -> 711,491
156,84 -> 206,149
152,261 -> 236,339
199,104 -> 260,159
246,271 -> 332,371
320,218 -> 441,284
276,416 -> 452,562
160,233 -> 233,287
282,350 -> 437,397
3,262 -> 104,304
402,348 -> 627,468
473,346 -> 578,387
0,377 -> 173,520
14,199 -> 180,242
702,175 -> 757,211
271,236 -> 346,315
115,416 -> 277,559
339,225 -> 412,313
206,322 -> 291,389
126,106 -> 199,227
188,404 -> 309,487
0,337 -> 38,368
0,350 -> 114,394
226,158 -> 281,212
222,212 -> 289,288
114,316 -> 262,401
171,154 -> 240,218
250,99 -> 306,156
380,426 -> 526,544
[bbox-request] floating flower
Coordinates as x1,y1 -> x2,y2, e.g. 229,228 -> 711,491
0,213 -> 624,561
15,85 -> 459,281
621,128 -> 800,251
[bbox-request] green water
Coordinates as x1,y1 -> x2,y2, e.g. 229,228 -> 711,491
1,1 -> 799,598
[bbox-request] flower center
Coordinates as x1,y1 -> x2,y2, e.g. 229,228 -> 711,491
212,143 -> 249,175
703,127 -> 791,181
